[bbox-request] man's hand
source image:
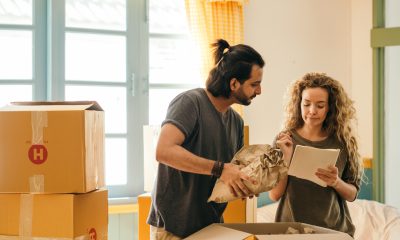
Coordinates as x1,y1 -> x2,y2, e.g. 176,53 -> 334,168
219,163 -> 258,198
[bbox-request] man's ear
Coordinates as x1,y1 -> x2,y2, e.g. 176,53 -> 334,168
230,78 -> 239,91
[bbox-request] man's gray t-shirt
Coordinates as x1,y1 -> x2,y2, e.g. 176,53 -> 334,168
275,130 -> 360,237
147,88 -> 244,238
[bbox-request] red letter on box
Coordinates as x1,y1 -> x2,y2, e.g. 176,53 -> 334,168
28,144 -> 48,164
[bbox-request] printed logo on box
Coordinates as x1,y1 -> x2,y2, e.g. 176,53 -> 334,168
88,228 -> 97,240
28,144 -> 48,164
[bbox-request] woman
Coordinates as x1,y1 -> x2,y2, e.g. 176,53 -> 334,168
270,72 -> 364,237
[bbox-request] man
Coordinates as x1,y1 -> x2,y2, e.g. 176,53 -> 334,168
147,39 -> 264,239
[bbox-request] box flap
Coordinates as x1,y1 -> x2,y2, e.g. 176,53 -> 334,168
299,223 -> 344,233
185,224 -> 252,240
255,234 -> 353,240
185,223 -> 353,240
222,222 -> 350,235
0,101 -> 103,111
220,222 -> 337,234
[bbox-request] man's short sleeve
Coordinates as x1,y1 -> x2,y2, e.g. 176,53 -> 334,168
162,93 -> 198,139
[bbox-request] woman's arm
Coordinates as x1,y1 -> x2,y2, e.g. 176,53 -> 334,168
332,178 -> 358,201
316,166 -> 358,201
268,132 -> 293,201
269,175 -> 288,201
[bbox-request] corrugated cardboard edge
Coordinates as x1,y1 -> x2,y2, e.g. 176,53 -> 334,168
185,222 -> 354,240
9,101 -> 103,111
184,224 -> 251,240
84,110 -> 105,191
0,236 -> 87,239
255,233 -> 352,240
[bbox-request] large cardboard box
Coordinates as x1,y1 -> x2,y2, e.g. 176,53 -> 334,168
0,101 -> 105,193
138,193 -> 256,240
185,222 -> 353,240
0,189 -> 108,239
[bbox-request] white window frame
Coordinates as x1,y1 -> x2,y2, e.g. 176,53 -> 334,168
0,0 -> 148,199
47,0 -> 148,198
1,0 -> 199,199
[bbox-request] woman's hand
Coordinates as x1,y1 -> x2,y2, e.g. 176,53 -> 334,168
316,165 -> 339,188
268,132 -> 293,202
275,132 -> 293,165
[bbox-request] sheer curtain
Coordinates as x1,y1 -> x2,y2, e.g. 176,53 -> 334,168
185,0 -> 248,116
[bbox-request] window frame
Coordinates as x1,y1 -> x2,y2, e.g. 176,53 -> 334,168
48,0 -> 149,198
43,0 -> 148,198
1,0 -> 201,199
0,0 -> 46,101
371,0 -> 400,202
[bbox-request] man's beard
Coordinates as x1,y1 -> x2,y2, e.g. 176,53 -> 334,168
233,90 -> 255,106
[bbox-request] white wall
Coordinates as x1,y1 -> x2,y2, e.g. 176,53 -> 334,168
243,0 -> 373,158
351,0 -> 373,158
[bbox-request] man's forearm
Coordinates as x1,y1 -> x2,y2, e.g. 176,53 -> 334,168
156,144 -> 215,175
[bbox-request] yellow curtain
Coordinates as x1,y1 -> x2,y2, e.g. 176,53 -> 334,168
185,0 -> 247,116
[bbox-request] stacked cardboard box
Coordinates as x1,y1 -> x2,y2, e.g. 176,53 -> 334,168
0,101 -> 108,239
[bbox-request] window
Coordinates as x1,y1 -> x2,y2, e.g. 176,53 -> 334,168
0,0 -> 201,199
143,0 -> 202,193
382,0 -> 400,207
372,0 -> 400,206
148,0 -> 202,125
0,0 -> 40,106
60,0 -> 134,197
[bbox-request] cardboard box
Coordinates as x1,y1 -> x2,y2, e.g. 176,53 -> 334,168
0,101 -> 105,193
138,193 -> 257,240
185,222 -> 353,240
0,189 -> 108,239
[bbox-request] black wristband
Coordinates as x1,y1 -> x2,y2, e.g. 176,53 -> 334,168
211,161 -> 224,178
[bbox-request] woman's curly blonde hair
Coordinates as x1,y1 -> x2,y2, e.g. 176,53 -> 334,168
284,72 -> 364,185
